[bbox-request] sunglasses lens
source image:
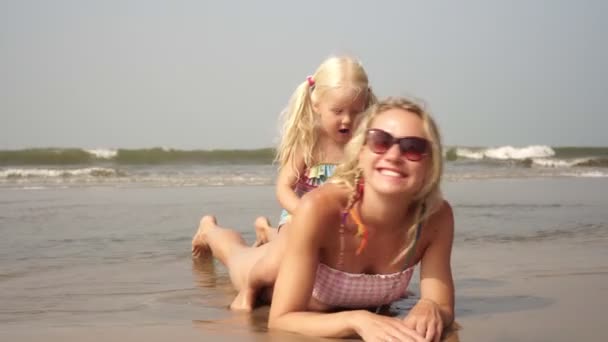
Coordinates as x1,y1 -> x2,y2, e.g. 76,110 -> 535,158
367,129 -> 392,154
367,129 -> 429,161
399,138 -> 428,161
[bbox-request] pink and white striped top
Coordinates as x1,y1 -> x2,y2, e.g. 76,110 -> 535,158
311,263 -> 415,309
310,208 -> 424,309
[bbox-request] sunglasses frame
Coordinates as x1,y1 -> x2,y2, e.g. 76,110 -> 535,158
365,128 -> 430,162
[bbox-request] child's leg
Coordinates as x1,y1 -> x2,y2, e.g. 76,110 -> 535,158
252,216 -> 279,247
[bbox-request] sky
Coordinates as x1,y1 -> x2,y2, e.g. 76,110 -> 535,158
1,0 -> 606,150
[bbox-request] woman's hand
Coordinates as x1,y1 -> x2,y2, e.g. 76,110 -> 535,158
405,201 -> 455,341
402,298 -> 444,342
354,310 -> 427,342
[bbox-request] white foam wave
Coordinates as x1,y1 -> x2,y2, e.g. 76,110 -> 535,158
86,149 -> 117,159
0,167 -> 121,178
563,171 -> 608,178
455,148 -> 485,160
457,145 -> 555,160
532,158 -> 594,168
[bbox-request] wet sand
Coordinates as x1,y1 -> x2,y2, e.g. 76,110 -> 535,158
0,178 -> 606,341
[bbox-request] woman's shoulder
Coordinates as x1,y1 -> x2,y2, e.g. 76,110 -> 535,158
293,183 -> 349,230
423,200 -> 454,239
430,199 -> 453,219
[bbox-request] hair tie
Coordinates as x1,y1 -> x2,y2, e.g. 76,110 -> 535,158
356,175 -> 364,200
306,75 -> 315,87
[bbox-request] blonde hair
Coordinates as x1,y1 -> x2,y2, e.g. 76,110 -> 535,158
331,97 -> 444,264
276,56 -> 377,170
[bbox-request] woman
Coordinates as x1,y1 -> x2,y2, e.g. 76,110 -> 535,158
193,97 -> 455,342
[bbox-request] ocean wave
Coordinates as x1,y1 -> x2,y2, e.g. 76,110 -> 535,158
85,149 -> 118,159
0,148 -> 275,165
575,158 -> 608,167
0,165 -> 275,188
531,157 -> 608,168
562,171 -> 608,178
449,146 -> 608,169
553,147 -> 608,158
0,167 -> 125,178
456,145 -> 555,160
0,148 -> 93,165
531,158 -> 587,168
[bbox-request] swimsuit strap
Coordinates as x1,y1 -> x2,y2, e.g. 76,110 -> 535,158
337,212 -> 348,268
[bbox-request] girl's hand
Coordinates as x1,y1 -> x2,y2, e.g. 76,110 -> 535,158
402,298 -> 444,342
354,310 -> 427,342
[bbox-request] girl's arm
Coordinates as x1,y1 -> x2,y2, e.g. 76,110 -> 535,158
403,201 -> 455,341
268,188 -> 424,341
275,153 -> 306,215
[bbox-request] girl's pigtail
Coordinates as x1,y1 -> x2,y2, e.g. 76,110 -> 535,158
276,79 -> 317,171
342,167 -> 368,255
345,167 -> 362,211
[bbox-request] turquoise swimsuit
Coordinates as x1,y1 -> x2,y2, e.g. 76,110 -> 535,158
278,163 -> 336,227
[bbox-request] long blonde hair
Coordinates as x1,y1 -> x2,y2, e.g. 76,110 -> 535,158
331,97 -> 444,264
276,56 -> 377,170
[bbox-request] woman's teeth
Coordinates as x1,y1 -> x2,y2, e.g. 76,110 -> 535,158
379,169 -> 404,177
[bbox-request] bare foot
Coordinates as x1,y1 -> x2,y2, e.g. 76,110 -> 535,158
252,216 -> 276,247
192,215 -> 216,258
229,287 -> 257,312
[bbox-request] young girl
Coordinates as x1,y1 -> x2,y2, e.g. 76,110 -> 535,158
252,56 -> 377,246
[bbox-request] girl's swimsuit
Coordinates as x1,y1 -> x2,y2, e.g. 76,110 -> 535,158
278,163 -> 336,227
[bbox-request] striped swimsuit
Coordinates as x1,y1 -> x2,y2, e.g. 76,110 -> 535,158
311,216 -> 423,309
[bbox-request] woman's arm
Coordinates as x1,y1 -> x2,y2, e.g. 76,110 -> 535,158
419,201 -> 455,324
269,189 -> 356,336
403,201 -> 455,341
275,153 -> 306,215
269,188 -> 425,341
